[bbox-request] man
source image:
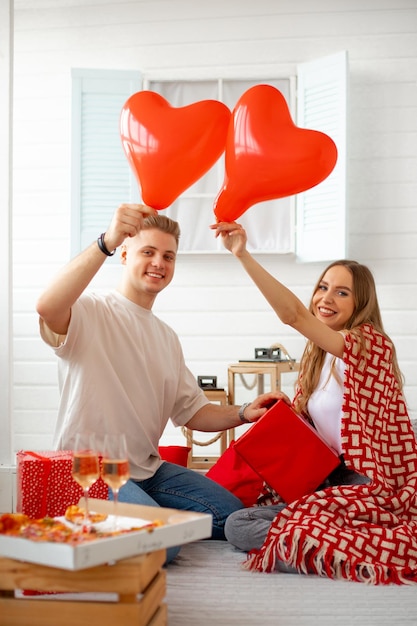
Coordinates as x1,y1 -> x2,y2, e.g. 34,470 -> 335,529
36,203 -> 279,561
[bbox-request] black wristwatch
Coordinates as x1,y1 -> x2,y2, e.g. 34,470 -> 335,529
238,402 -> 251,423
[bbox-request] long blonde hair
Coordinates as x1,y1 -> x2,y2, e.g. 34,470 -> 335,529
293,259 -> 403,415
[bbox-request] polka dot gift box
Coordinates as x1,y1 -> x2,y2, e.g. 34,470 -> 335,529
16,450 -> 108,518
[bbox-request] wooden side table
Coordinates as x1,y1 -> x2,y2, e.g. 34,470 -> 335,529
183,389 -> 234,470
227,360 -> 300,405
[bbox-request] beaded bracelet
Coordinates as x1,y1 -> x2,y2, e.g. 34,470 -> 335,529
97,232 -> 116,257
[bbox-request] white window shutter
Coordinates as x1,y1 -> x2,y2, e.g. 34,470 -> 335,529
71,69 -> 141,255
296,51 -> 348,262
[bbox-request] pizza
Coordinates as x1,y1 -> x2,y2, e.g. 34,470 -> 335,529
0,509 -> 165,545
0,513 -> 76,543
64,504 -> 108,525
0,513 -> 30,534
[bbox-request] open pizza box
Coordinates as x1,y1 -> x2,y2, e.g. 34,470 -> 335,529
0,499 -> 212,570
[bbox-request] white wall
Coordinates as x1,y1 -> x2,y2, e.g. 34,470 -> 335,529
0,0 -> 13,469
7,0 -> 417,461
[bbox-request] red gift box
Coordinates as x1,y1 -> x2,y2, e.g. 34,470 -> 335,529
234,400 -> 341,503
16,450 -> 108,518
159,445 -> 191,466
206,441 -> 264,507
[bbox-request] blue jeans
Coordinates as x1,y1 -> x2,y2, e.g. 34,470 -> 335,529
116,461 -> 243,563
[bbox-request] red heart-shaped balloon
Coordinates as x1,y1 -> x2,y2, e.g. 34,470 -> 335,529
214,85 -> 338,222
120,91 -> 231,210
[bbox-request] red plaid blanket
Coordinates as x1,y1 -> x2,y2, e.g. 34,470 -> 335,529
245,325 -> 417,584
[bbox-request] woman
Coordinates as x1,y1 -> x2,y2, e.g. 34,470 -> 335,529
212,221 -> 417,585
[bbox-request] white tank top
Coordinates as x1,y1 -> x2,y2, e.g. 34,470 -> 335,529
307,352 -> 345,455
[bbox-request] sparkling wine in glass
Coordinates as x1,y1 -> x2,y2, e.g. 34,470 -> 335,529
71,433 -> 100,528
102,433 -> 130,529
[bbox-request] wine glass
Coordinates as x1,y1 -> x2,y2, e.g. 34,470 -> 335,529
101,433 -> 130,529
71,433 -> 100,529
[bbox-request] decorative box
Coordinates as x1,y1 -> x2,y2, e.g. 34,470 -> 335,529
234,400 -> 341,503
16,450 -> 108,518
158,445 -> 190,467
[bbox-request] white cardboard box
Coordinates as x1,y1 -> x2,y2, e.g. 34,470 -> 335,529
0,499 -> 212,570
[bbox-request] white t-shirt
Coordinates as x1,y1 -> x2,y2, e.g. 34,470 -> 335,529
307,352 -> 345,455
40,290 -> 208,479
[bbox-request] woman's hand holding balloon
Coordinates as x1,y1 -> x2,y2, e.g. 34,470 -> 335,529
210,221 -> 247,257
